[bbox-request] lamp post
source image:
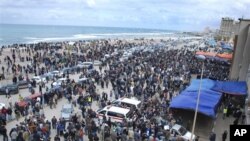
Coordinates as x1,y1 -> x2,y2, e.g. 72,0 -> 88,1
191,55 -> 206,141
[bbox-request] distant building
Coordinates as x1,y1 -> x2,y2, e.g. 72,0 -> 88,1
218,17 -> 234,40
232,21 -> 240,35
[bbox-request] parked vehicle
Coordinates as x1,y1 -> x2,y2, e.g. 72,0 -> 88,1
32,76 -> 46,84
164,124 -> 196,141
96,106 -> 135,123
111,97 -> 141,109
52,78 -> 67,87
17,80 -> 29,89
93,60 -> 102,66
0,103 -> 6,109
0,84 -> 19,95
61,104 -> 74,121
60,67 -> 75,75
50,70 -> 62,78
77,62 -> 93,69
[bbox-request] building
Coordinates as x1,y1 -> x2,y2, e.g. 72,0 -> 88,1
230,18 -> 250,81
218,17 -> 234,40
229,18 -> 250,124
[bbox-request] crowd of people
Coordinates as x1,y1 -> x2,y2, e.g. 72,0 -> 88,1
0,38 -> 233,141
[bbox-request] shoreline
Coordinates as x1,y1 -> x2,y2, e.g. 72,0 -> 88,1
0,34 -> 203,48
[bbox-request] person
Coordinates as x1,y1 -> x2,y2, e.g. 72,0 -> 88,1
8,96 -> 13,109
16,132 -> 25,141
5,87 -> 9,98
241,114 -> 246,124
54,135 -> 60,141
9,128 -> 18,141
209,132 -> 216,141
233,118 -> 239,125
52,116 -> 57,129
0,125 -> 8,141
223,107 -> 227,119
195,136 -> 200,141
222,130 -> 227,141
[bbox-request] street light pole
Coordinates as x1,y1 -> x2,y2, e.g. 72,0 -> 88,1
191,57 -> 205,141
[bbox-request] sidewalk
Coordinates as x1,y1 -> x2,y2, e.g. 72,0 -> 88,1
213,111 -> 235,141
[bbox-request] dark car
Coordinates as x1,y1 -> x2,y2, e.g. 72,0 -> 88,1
17,80 -> 29,89
0,84 -> 19,95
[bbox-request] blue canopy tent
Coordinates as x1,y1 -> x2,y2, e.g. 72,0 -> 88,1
212,81 -> 247,95
208,39 -> 217,47
185,79 -> 216,92
170,90 -> 222,118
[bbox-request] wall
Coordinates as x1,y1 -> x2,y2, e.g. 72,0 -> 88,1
239,27 -> 250,80
230,20 -> 250,80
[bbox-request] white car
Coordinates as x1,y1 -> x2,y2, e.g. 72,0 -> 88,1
52,78 -> 67,86
93,60 -> 102,66
50,70 -> 62,77
61,104 -> 74,121
32,76 -> 46,84
96,106 -> 134,123
0,103 -> 6,110
164,124 -> 196,141
77,62 -> 93,69
111,97 -> 141,109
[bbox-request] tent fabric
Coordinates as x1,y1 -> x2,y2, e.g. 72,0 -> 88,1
212,81 -> 247,95
170,90 -> 222,118
185,79 -> 216,92
196,51 -> 216,57
208,39 -> 217,47
216,53 -> 233,60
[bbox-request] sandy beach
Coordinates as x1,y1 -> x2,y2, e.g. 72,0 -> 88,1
0,36 -> 222,141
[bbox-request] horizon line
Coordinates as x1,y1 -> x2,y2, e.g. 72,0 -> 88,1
0,22 -> 181,32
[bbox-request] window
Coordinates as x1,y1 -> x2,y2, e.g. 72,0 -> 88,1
99,110 -> 106,115
107,111 -> 124,118
126,110 -> 134,118
178,126 -> 187,136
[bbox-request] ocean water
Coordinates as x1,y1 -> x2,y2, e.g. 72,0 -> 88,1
0,24 -> 175,46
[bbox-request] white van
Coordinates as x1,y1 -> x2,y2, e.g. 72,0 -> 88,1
96,106 -> 134,123
111,97 -> 141,109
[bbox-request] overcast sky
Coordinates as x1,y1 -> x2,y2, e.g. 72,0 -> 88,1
0,0 -> 249,31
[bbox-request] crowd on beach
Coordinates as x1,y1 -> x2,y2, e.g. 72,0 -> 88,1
0,38 -> 235,141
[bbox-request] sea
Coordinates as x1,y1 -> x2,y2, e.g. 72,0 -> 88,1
0,24 -> 176,46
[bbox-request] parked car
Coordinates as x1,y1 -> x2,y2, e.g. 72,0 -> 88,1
17,80 -> 29,89
60,67 -> 75,75
0,103 -> 6,109
111,97 -> 141,109
52,78 -> 67,87
93,60 -> 102,66
50,70 -> 62,78
0,84 -> 19,95
42,73 -> 54,80
61,104 -> 74,121
96,106 -> 135,123
24,92 -> 42,105
32,76 -> 46,84
77,62 -> 93,69
164,124 -> 196,141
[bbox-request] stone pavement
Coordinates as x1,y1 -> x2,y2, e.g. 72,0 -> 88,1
213,110 -> 236,141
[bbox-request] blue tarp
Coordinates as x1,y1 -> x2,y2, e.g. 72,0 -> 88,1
170,90 -> 222,118
185,79 -> 216,92
220,42 -> 233,50
221,44 -> 233,50
212,81 -> 247,95
207,39 -> 217,47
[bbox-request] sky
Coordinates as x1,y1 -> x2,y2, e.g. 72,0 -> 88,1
0,0 -> 250,31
